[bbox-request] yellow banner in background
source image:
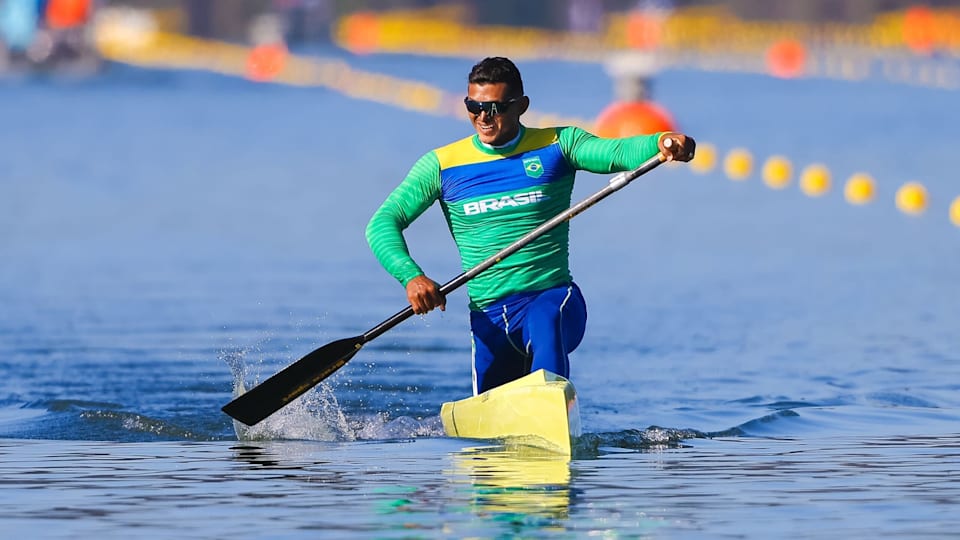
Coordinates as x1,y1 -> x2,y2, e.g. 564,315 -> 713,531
331,5 -> 960,89
91,9 -> 960,229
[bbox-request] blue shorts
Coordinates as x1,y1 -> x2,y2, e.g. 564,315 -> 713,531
469,282 -> 587,394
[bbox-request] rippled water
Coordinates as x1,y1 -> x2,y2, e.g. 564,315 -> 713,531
1,50 -> 959,537
3,436 -> 958,538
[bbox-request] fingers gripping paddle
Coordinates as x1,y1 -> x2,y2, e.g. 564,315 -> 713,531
222,151 -> 668,426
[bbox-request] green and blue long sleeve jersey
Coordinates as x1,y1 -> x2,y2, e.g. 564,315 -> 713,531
366,125 -> 661,310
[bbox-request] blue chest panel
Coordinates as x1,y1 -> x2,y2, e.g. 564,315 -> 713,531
440,143 -> 571,204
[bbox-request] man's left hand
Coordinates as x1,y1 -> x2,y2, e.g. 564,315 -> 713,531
658,132 -> 696,162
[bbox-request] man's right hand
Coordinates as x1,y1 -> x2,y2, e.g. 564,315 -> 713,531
406,275 -> 446,314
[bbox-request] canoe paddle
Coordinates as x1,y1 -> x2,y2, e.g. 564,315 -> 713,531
222,149 -> 669,426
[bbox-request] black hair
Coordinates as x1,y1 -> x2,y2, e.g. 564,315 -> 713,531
467,57 -> 524,97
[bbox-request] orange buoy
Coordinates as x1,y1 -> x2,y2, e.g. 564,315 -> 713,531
903,5 -> 937,55
765,38 -> 807,79
338,12 -> 380,55
45,0 -> 92,30
594,101 -> 676,138
246,43 -> 288,82
625,12 -> 663,50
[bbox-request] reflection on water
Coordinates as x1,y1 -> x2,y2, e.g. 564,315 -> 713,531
1,435 -> 958,538
231,442 -> 326,470
450,445 -> 573,524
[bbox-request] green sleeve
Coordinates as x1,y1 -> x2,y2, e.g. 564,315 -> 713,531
557,126 -> 662,173
365,151 -> 442,286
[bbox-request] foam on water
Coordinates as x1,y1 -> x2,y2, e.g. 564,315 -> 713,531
223,348 -> 445,443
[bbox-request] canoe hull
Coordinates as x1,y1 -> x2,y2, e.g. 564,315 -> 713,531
440,369 -> 581,455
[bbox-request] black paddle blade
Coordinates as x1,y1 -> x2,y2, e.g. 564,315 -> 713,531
221,335 -> 364,426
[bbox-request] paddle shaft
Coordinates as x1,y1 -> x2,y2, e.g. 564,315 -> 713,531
362,152 -> 667,344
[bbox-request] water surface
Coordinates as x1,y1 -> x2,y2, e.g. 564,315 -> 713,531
1,53 -> 959,537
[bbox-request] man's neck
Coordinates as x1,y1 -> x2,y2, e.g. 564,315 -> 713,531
480,126 -> 523,150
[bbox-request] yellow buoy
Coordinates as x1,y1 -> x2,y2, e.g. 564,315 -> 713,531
690,142 -> 717,174
762,156 -> 792,189
723,148 -> 753,181
800,164 -> 831,197
950,195 -> 960,227
896,182 -> 928,215
844,173 -> 876,205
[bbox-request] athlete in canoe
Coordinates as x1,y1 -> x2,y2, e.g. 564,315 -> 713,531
366,57 -> 695,395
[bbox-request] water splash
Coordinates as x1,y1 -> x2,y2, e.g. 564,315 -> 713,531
221,348 -> 443,443
575,426 -> 710,455
351,413 -> 444,440
223,345 -> 351,442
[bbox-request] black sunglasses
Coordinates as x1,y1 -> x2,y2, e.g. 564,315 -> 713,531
464,97 -> 521,116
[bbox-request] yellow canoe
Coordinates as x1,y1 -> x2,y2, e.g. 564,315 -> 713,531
440,369 -> 581,456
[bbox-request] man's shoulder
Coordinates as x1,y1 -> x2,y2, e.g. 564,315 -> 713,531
513,127 -> 562,154
520,126 -> 591,156
434,134 -> 476,156
433,134 -> 486,170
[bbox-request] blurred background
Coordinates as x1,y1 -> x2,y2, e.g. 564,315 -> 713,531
4,1 -> 960,82
4,0 -> 957,223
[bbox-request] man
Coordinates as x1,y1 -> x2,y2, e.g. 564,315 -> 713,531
366,57 -> 695,395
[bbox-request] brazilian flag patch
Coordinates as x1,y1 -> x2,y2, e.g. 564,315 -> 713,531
523,156 -> 544,178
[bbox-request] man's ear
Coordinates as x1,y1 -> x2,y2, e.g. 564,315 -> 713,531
517,96 -> 530,116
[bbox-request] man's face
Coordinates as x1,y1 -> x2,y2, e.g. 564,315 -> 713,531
466,82 -> 527,146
